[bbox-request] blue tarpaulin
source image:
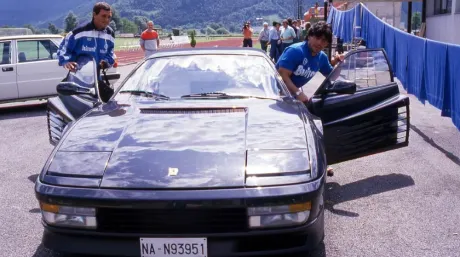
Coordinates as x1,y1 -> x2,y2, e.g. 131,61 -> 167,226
383,24 -> 396,71
332,10 -> 343,37
327,7 -> 335,24
424,39 -> 448,110
443,44 -> 460,130
339,8 -> 355,43
393,28 -> 409,87
361,6 -> 369,44
354,4 -> 362,38
406,34 -> 426,102
365,9 -> 385,49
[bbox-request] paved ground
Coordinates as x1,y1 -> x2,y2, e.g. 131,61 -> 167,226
0,63 -> 459,257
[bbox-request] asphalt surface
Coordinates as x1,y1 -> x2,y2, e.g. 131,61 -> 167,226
1,63 -> 459,257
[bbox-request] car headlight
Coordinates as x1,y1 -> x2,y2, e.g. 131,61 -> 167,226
39,202 -> 96,229
248,202 -> 311,228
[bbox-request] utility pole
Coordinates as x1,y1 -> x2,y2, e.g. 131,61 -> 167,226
295,0 -> 303,19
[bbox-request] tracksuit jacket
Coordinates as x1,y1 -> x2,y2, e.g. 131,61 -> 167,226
57,21 -> 116,67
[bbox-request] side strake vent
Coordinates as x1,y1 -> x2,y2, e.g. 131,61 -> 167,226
140,107 -> 247,114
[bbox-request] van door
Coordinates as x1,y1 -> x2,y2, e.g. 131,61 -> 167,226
0,40 -> 18,102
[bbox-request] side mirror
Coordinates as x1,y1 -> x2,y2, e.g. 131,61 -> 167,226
57,82 -> 95,96
326,80 -> 357,95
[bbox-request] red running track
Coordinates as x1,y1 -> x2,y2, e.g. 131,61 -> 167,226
116,37 -> 252,65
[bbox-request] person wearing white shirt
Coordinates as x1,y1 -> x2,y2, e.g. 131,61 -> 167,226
258,22 -> 270,52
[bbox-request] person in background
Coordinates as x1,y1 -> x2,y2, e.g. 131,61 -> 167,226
279,19 -> 296,52
267,21 -> 282,62
258,22 -> 270,52
242,21 -> 253,47
292,20 -> 300,43
139,21 -> 160,58
303,22 -> 311,39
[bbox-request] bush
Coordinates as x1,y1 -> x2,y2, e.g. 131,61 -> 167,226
190,30 -> 196,47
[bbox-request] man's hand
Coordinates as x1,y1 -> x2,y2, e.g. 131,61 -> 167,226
63,62 -> 77,72
100,60 -> 109,70
331,53 -> 345,66
336,53 -> 345,62
296,91 -> 309,102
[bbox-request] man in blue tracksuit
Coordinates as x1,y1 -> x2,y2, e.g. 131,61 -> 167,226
57,2 -> 116,72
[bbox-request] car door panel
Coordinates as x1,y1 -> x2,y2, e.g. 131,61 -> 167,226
307,48 -> 410,165
318,94 -> 409,164
0,40 -> 18,101
16,39 -> 62,98
17,60 -> 63,98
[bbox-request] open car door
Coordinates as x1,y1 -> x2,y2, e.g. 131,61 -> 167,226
46,55 -> 113,145
307,48 -> 410,165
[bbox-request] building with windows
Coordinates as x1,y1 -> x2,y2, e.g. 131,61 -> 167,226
425,0 -> 460,44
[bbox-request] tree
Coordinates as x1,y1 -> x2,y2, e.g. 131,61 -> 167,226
23,24 -> 36,34
190,30 -> 196,48
412,12 -> 421,31
64,11 -> 78,33
48,23 -> 60,34
121,18 -> 138,34
109,21 -> 117,32
133,16 -> 149,33
111,7 -> 123,32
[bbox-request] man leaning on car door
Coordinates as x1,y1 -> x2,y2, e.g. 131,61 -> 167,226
275,21 -> 344,176
57,2 -> 116,72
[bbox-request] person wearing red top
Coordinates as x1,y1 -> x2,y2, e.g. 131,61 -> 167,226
139,21 -> 160,58
242,21 -> 253,47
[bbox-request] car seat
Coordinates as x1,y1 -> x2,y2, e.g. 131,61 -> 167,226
18,52 -> 26,63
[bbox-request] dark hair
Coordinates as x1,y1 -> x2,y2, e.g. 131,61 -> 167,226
93,2 -> 111,15
306,21 -> 332,44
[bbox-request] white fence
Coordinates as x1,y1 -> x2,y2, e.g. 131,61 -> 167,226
118,36 -> 190,51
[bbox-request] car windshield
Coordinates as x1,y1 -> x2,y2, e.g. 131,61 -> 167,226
116,54 -> 283,100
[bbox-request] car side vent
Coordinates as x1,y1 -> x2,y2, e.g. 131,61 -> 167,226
140,107 -> 246,114
47,108 -> 70,146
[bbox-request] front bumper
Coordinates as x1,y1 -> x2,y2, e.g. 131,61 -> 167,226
36,172 -> 326,256
42,209 -> 324,257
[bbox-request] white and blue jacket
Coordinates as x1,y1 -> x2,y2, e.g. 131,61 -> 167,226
57,21 -> 116,67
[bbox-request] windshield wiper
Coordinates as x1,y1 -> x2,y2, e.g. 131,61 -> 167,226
181,91 -> 231,98
181,92 -> 275,100
119,90 -> 170,100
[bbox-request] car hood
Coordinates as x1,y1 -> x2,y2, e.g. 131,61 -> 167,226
56,99 -> 308,189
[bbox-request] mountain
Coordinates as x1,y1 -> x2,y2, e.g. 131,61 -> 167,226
0,0 -> 317,31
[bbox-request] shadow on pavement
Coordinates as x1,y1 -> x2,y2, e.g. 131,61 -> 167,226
33,243 -> 104,257
325,173 -> 415,217
0,102 -> 47,120
410,124 -> 460,167
28,174 -> 39,183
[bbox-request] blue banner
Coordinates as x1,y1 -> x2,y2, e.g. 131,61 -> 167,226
424,39 -> 448,110
443,44 -> 460,130
393,28 -> 409,87
406,34 -> 426,102
383,24 -> 396,71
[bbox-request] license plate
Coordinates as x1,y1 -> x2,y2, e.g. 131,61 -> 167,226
140,238 -> 207,257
